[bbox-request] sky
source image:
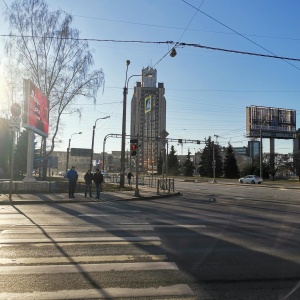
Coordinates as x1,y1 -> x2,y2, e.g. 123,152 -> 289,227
1,0 -> 300,157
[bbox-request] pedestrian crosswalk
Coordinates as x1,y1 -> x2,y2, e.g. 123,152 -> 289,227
0,223 -> 195,299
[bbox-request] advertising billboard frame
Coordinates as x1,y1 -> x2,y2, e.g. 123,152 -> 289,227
246,105 -> 296,139
23,79 -> 49,137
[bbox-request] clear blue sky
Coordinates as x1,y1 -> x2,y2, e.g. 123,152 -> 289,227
1,0 -> 300,156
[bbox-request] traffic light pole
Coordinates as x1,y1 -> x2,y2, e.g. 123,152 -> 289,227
134,134 -> 140,197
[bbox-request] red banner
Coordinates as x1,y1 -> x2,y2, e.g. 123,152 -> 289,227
23,79 -> 49,137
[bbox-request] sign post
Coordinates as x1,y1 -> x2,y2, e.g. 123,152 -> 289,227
9,103 -> 22,201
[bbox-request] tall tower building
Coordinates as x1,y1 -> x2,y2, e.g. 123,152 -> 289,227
130,67 -> 166,173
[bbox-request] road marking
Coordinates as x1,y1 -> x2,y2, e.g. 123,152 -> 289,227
78,211 -> 141,216
1,226 -> 155,234
30,241 -> 162,247
119,222 -> 150,224
77,214 -> 111,217
0,261 -> 178,274
0,285 -> 194,299
0,254 -> 167,265
0,236 -> 160,244
1,224 -> 206,235
153,224 -> 206,228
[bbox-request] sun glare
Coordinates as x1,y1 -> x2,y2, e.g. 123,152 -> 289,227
0,78 -> 6,106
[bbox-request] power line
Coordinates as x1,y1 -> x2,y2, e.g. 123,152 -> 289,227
180,0 -> 300,71
71,14 -> 300,42
2,34 -> 300,63
177,42 -> 300,63
176,0 -> 205,43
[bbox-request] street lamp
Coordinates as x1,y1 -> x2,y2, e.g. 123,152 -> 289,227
65,132 -> 82,174
120,72 -> 145,189
120,60 -> 131,188
90,116 -> 110,172
212,141 -> 216,183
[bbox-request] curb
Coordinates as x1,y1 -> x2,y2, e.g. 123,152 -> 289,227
0,192 -> 181,205
192,180 -> 300,190
0,199 -> 102,205
116,192 -> 181,201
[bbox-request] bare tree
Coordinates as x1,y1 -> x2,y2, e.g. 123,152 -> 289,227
283,152 -> 300,181
4,0 -> 105,178
263,153 -> 286,181
0,59 -> 23,118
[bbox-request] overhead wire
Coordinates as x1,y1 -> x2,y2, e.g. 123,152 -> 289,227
2,34 -> 300,63
70,14 -> 300,42
180,0 -> 300,71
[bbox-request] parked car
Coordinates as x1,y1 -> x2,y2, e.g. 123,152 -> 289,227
239,175 -> 263,184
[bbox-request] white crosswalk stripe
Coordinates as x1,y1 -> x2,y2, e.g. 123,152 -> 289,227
0,224 -> 194,299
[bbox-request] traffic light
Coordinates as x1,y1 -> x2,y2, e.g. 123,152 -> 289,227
131,143 -> 137,156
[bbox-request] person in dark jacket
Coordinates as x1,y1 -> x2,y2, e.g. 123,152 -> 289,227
127,172 -> 134,186
84,169 -> 93,197
93,168 -> 104,199
67,166 -> 78,198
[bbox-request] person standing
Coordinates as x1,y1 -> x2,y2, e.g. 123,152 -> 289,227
84,169 -> 93,198
127,171 -> 134,186
93,168 -> 104,199
67,166 -> 78,198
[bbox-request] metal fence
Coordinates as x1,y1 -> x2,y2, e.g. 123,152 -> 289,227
0,176 -> 175,194
106,175 -> 173,189
157,178 -> 175,195
0,181 -> 54,193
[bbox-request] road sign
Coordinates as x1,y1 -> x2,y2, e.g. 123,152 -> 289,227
71,148 -> 92,157
9,116 -> 21,132
130,139 -> 138,143
160,130 -> 169,140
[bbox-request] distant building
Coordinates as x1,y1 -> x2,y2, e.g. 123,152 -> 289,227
130,67 -> 166,173
247,140 -> 260,160
232,140 -> 260,161
52,150 -> 129,174
233,146 -> 247,156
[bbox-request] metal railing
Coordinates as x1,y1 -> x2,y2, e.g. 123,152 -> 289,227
106,175 -> 175,192
0,176 -> 175,194
157,178 -> 175,195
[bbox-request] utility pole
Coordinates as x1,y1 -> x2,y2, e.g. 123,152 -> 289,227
212,141 -> 216,183
120,60 -> 131,188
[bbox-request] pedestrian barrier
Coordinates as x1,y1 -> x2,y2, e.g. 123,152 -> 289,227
157,178 -> 175,195
0,181 -> 52,193
0,176 -> 175,194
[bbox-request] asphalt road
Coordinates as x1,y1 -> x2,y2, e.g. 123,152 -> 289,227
0,181 -> 300,299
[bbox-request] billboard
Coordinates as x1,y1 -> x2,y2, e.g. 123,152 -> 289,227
246,106 -> 296,139
71,148 -> 92,157
145,95 -> 151,113
23,79 -> 49,137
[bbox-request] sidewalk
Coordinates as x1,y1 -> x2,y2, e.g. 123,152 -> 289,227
0,186 -> 180,205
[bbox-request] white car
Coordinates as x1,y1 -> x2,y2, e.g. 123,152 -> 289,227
239,175 -> 263,184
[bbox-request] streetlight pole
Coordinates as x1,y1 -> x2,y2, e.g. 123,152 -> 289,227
260,128 -> 263,178
212,141 -> 216,183
90,116 -> 110,172
119,69 -> 141,187
120,59 -> 131,188
65,132 -> 82,174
